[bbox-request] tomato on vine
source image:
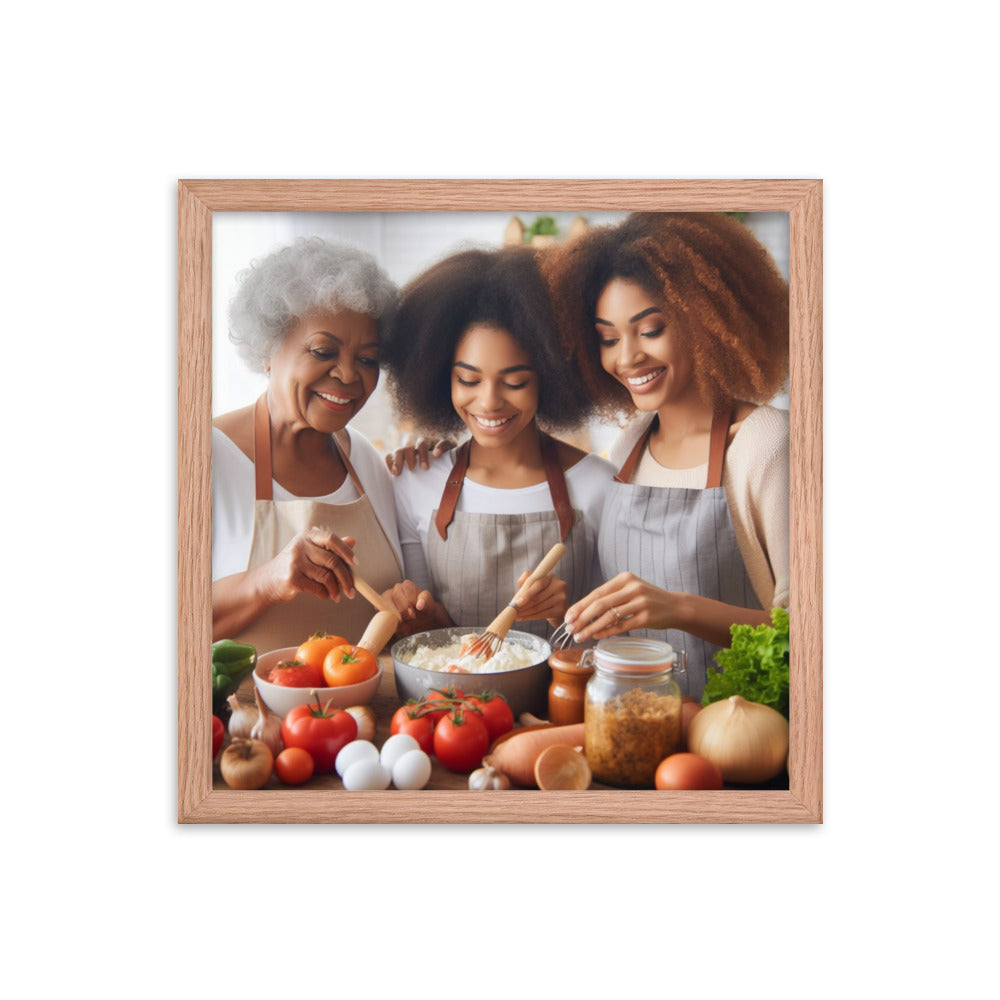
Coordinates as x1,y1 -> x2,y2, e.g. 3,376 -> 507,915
422,685 -> 465,725
390,704 -> 436,755
463,692 -> 514,742
433,708 -> 490,773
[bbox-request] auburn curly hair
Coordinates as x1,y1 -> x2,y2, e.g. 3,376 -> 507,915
381,245 -> 595,436
543,213 -> 789,418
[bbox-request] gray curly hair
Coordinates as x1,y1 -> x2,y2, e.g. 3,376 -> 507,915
228,236 -> 399,373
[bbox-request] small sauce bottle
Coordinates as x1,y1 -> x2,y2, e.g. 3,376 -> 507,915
547,648 -> 595,725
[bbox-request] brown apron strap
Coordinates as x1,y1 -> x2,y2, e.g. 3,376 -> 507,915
615,421 -> 656,484
434,440 -> 472,540
705,406 -> 734,489
539,433 -> 574,541
434,434 -> 574,541
615,408 -> 734,487
253,394 -> 273,501
332,430 -> 366,496
253,394 -> 367,502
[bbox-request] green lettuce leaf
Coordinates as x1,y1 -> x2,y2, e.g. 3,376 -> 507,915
702,607 -> 789,717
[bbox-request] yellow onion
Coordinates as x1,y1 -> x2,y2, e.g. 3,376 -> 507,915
686,695 -> 788,783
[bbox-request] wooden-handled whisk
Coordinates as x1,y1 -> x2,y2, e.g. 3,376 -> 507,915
461,543 -> 567,665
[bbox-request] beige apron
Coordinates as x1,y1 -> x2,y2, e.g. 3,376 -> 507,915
235,395 -> 403,652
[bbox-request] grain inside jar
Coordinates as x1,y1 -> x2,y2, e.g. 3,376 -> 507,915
585,688 -> 682,788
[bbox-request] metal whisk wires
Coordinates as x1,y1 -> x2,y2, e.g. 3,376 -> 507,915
548,620 -> 575,650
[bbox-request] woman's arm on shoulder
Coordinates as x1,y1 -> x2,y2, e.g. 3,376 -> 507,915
385,436 -> 456,475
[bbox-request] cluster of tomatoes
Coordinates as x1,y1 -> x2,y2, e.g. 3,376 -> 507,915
391,685 -> 514,773
269,632 -> 378,689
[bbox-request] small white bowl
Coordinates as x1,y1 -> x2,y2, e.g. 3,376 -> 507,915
252,646 -> 383,717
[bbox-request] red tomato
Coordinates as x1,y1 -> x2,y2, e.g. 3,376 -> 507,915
212,715 -> 225,758
322,644 -> 378,687
422,685 -> 465,725
390,705 -> 436,755
433,709 -> 490,773
463,692 -> 514,742
267,658 -> 325,688
296,633 -> 349,672
274,746 -> 315,785
281,697 -> 358,773
654,752 -> 724,791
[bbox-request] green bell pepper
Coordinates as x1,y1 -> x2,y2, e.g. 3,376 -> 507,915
211,639 -> 257,715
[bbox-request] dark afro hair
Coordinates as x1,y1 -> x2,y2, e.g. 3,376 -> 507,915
382,244 -> 596,436
542,213 -> 790,418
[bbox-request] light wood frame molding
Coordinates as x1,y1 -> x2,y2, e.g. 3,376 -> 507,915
178,179 -> 822,824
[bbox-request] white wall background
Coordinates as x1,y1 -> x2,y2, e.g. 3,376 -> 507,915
4,3 -> 996,1000
213,211 -> 789,454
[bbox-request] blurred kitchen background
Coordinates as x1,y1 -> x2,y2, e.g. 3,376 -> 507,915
212,211 -> 789,458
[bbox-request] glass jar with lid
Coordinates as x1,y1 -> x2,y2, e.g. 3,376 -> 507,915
582,638 -> 684,788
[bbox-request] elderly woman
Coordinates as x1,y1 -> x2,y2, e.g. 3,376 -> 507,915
212,237 -> 403,649
544,213 -> 790,698
380,245 -> 615,638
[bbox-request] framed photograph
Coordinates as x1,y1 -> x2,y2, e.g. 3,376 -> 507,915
178,179 -> 822,824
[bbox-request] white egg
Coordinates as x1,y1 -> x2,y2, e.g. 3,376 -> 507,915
342,758 -> 392,791
392,749 -> 432,790
335,740 -> 379,778
380,733 -> 420,772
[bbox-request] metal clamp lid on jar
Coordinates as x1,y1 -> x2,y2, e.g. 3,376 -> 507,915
588,637 -> 687,677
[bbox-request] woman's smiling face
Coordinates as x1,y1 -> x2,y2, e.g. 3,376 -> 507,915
266,307 -> 380,432
451,323 -> 539,448
594,278 -> 697,411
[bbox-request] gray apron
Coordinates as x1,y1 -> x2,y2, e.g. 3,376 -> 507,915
597,410 -> 761,698
427,435 -> 591,639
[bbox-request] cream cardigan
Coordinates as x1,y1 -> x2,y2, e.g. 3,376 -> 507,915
607,405 -> 790,610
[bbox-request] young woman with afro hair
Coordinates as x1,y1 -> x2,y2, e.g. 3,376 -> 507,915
379,245 -> 616,639
544,212 -> 790,699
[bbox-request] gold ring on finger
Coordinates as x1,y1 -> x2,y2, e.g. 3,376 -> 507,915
610,606 -> 623,624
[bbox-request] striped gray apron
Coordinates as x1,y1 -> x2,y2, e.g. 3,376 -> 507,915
598,411 -> 761,698
427,436 -> 592,639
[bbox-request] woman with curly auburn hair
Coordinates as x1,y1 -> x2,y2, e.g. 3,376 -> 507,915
212,236 -> 404,648
379,245 -> 616,638
544,212 -> 790,698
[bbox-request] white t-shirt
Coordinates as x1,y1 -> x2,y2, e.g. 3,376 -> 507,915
212,425 -> 402,581
392,448 -> 615,593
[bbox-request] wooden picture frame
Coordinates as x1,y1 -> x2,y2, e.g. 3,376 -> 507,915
178,179 -> 822,824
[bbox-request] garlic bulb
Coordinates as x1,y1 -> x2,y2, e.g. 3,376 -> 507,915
227,694 -> 258,741
686,695 -> 789,783
468,764 -> 511,791
250,687 -> 284,757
